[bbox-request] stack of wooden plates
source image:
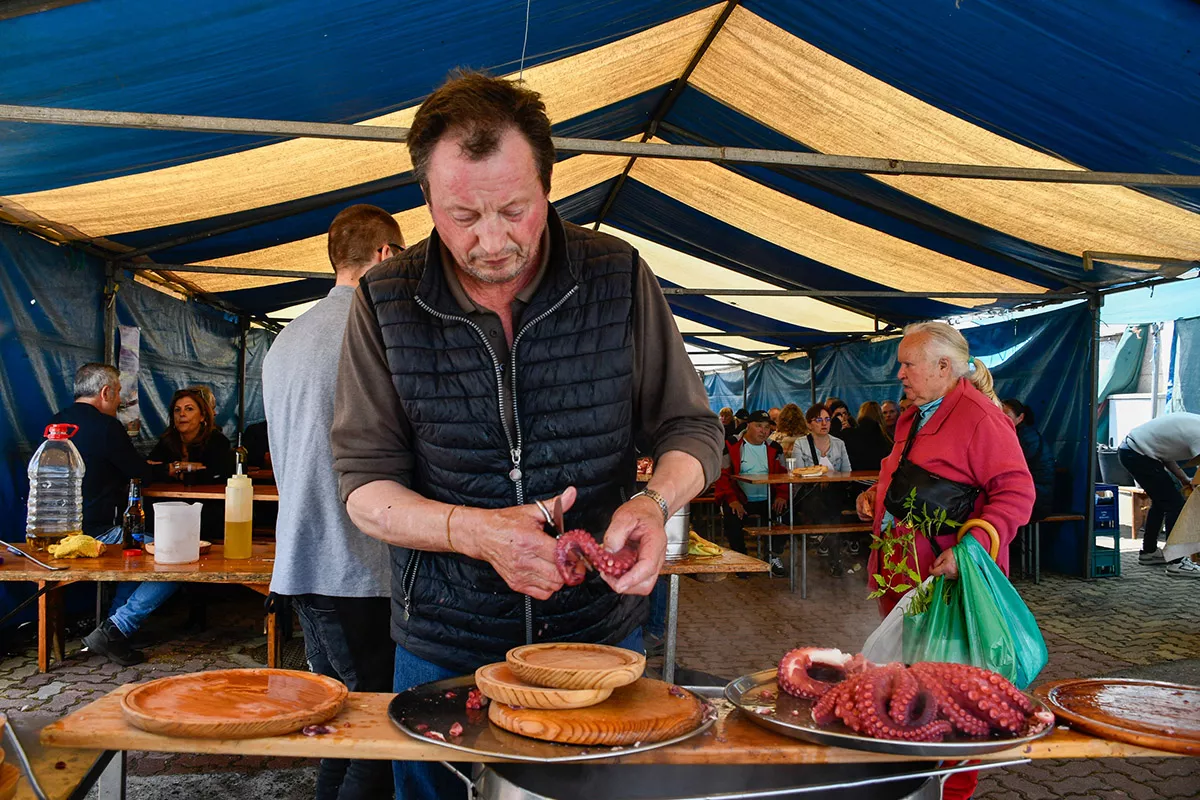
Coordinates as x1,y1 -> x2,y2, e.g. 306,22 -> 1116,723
476,643 -> 703,746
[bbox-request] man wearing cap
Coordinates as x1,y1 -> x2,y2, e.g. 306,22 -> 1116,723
713,411 -> 788,573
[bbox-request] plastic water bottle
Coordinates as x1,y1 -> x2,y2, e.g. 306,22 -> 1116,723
26,423 -> 86,551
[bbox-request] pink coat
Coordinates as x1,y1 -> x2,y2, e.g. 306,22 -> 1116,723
868,378 -> 1035,617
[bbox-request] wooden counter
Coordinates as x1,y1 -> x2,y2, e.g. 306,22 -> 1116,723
41,686 -> 1181,765
143,482 -> 278,501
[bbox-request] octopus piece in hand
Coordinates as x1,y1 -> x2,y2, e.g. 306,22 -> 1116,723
554,530 -> 638,587
777,647 -> 874,699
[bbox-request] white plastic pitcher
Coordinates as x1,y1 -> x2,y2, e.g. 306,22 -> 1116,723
152,502 -> 203,564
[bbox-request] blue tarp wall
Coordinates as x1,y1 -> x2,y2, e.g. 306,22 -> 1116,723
0,226 -> 272,626
704,305 -> 1094,576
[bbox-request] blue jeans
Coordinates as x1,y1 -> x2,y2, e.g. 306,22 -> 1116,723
647,577 -> 668,639
293,595 -> 394,800
95,528 -> 179,637
392,627 -> 645,799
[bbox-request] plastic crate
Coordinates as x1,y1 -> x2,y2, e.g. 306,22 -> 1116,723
1090,543 -> 1122,577
1091,483 -> 1122,577
1094,483 -> 1119,530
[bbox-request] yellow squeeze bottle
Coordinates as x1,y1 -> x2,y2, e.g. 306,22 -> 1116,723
224,466 -> 254,559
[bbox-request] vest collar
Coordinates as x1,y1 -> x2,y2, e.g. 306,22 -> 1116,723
414,205 -> 577,318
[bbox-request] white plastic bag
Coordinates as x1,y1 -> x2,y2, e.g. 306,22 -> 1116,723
860,577 -> 933,664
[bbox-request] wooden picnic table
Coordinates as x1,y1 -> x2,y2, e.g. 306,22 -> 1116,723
0,543 -> 279,672
730,472 -> 878,596
30,684 -> 1181,796
142,482 -> 279,501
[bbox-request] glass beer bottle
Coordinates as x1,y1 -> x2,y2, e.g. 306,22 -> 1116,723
122,478 -> 145,552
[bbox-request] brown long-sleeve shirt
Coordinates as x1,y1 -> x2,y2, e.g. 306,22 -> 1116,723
332,228 -> 724,503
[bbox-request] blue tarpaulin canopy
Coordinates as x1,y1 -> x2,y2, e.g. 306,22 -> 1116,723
1,0 -> 1197,361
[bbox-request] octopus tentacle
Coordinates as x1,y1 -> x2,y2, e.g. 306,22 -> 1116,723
554,530 -> 638,587
778,647 -> 858,699
887,667 -> 937,729
849,667 -> 951,742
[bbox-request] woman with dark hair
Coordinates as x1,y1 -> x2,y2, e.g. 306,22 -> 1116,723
1002,398 -> 1055,521
826,397 -> 855,437
840,401 -> 894,471
149,388 -> 234,483
796,404 -> 852,575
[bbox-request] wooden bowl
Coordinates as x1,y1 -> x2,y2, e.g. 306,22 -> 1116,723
144,540 -> 211,556
121,668 -> 347,739
475,662 -> 612,709
0,763 -> 19,800
507,643 -> 645,690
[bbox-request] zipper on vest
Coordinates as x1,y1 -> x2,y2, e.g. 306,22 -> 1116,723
401,550 -> 422,619
507,285 -> 579,646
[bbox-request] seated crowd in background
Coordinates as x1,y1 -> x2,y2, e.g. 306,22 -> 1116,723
46,365 -> 240,666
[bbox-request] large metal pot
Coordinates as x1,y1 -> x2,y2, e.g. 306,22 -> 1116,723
473,763 -> 940,800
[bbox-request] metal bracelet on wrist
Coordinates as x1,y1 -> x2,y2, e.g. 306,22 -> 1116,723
630,488 -> 669,525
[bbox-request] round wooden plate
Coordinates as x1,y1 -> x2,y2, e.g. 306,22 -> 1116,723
475,662 -> 612,710
507,643 -> 644,690
1036,678 -> 1200,756
488,678 -> 703,746
0,763 -> 19,800
122,668 -> 347,739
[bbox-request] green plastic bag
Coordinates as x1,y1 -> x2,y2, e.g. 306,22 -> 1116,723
957,535 -> 1049,689
902,557 -> 1017,683
903,536 -> 1048,687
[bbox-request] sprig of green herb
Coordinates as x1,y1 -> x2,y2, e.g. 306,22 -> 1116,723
867,488 -> 959,617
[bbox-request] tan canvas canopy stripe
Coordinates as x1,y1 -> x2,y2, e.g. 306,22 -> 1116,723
600,225 -> 874,333
690,7 -> 1200,260
628,149 -> 1043,306
7,5 -> 722,238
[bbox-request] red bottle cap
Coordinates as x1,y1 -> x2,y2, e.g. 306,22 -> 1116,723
123,548 -> 143,558
44,423 -> 79,440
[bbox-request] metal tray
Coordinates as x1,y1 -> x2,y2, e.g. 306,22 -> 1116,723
388,674 -> 717,763
725,669 -> 1056,758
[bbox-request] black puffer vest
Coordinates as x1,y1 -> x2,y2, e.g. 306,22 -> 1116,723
361,210 -> 646,672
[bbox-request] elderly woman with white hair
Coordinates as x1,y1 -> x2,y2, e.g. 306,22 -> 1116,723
856,321 -> 1035,617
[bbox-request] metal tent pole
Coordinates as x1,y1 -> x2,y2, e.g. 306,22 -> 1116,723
102,264 -> 118,366
3,104 -> 1200,187
236,318 -> 248,438
1085,295 -> 1102,578
741,364 -> 749,412
808,355 -> 817,406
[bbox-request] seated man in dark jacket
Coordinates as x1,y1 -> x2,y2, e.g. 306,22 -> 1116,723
48,363 -> 148,537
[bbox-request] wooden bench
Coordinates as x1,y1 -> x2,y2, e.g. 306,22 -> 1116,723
743,523 -> 874,598
1017,513 -> 1086,584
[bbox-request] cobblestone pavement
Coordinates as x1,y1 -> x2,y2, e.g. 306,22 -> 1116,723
0,548 -> 1195,798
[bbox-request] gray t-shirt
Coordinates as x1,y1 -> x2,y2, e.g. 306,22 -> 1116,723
1125,412 -> 1200,463
264,285 -> 391,597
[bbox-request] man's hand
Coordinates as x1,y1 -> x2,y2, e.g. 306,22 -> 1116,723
929,548 -> 958,579
468,487 -> 576,601
773,496 -> 787,515
729,500 -> 746,519
856,487 -> 876,521
600,494 -> 667,596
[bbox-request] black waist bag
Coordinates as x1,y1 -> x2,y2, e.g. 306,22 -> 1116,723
883,416 -> 979,539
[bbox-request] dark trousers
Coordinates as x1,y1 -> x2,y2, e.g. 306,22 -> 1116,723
293,595 -> 395,800
723,499 -> 773,555
1119,447 -> 1186,555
